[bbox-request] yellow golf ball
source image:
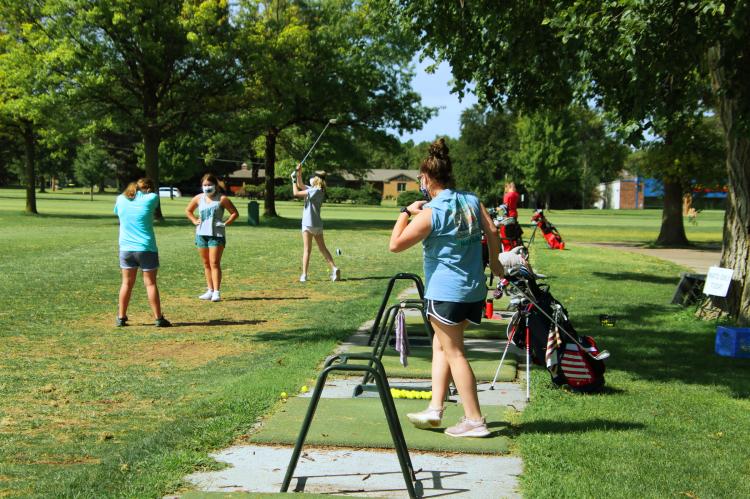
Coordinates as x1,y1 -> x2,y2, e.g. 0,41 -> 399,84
280,391 -> 288,399
405,391 -> 415,399
300,385 -> 309,393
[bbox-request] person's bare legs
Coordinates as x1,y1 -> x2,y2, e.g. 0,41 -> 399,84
430,319 -> 482,420
142,269 -> 163,319
301,231 -> 313,277
118,268 -> 137,318
208,245 -> 224,290
198,247 -> 214,290
313,233 -> 336,269
429,327 -> 452,409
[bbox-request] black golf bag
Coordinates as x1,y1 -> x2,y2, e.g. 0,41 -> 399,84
501,268 -> 605,392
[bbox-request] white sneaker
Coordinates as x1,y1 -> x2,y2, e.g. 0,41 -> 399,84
331,267 -> 341,282
406,406 -> 444,429
444,416 -> 490,438
299,274 -> 307,282
211,290 -> 221,302
199,289 -> 213,300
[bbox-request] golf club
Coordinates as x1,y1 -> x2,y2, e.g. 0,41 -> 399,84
300,118 -> 337,166
504,269 -> 611,361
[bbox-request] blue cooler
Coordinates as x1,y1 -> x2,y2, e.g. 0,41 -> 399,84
715,326 -> 750,358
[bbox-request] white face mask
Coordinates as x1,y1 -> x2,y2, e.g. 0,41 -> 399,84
202,185 -> 215,194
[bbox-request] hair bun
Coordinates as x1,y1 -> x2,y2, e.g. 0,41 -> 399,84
428,138 -> 449,160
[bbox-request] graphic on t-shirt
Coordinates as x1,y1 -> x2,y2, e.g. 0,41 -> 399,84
454,193 -> 480,246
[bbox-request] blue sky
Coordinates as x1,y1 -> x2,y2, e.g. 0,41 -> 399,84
398,56 -> 478,144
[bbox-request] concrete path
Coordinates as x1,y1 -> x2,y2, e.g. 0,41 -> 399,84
578,242 -> 721,274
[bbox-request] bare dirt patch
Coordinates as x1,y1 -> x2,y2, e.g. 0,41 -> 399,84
115,339 -> 258,368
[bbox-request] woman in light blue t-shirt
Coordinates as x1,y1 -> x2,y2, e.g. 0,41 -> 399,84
390,138 -> 504,438
114,178 -> 170,328
292,163 -> 340,283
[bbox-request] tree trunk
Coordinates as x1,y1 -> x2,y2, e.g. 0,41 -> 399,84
39,175 -> 46,193
90,184 -> 94,201
710,44 -> 750,324
22,121 -> 37,214
656,178 -> 689,246
263,128 -> 278,217
143,85 -> 163,220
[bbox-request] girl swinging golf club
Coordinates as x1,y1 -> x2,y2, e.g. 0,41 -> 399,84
293,164 -> 340,282
390,138 -> 504,438
185,173 -> 239,302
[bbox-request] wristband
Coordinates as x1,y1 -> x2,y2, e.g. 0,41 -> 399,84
400,206 -> 411,217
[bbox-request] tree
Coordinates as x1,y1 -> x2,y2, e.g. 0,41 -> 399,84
236,0 -> 433,217
0,1 -> 64,213
452,104 -> 516,204
390,0 -> 750,322
513,109 -> 579,210
73,143 -> 111,200
627,115 -> 726,224
32,0 -> 237,218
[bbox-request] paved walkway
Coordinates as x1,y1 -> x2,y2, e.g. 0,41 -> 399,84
578,242 -> 722,274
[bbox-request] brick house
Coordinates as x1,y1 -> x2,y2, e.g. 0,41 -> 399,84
594,173 -> 645,209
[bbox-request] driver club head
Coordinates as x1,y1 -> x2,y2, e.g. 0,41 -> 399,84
328,118 -> 338,124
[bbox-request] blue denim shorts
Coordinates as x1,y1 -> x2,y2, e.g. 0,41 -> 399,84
195,234 -> 226,248
119,251 -> 159,271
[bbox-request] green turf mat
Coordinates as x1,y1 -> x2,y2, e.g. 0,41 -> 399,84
337,345 -> 516,382
181,493 -> 348,499
251,398 -> 510,454
403,315 -> 506,339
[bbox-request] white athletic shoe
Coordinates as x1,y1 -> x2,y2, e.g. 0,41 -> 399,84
299,274 -> 307,283
331,267 -> 341,282
199,289 -> 213,300
211,290 -> 221,302
406,406 -> 444,429
444,416 -> 490,438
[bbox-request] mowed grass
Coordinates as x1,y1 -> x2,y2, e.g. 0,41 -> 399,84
0,188 -> 746,498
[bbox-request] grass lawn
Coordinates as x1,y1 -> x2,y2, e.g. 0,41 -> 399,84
1,188 -> 747,498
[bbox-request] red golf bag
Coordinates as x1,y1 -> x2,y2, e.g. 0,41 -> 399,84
531,209 -> 565,250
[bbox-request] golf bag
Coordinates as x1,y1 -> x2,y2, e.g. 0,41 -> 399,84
501,267 -> 605,392
495,204 -> 525,253
531,209 -> 565,250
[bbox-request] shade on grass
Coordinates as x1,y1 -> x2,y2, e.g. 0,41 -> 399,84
250,398 -> 510,454
344,345 -> 517,381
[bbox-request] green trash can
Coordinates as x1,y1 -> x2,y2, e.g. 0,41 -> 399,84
247,201 -> 259,226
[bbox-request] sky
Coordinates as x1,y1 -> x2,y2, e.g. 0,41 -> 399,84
398,56 -> 478,144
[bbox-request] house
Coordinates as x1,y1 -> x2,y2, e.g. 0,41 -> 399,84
594,173 -> 645,209
339,169 -> 420,200
227,164 -> 420,201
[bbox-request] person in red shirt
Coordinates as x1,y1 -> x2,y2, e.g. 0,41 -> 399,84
503,182 -> 519,219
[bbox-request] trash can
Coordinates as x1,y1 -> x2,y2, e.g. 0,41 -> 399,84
247,201 -> 259,226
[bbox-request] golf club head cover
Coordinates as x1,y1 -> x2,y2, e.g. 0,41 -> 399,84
499,246 -> 526,272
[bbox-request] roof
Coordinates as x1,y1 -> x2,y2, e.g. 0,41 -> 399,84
340,169 -> 419,182
229,166 -> 418,182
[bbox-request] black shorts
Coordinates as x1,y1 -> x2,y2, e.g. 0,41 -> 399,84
426,299 -> 484,326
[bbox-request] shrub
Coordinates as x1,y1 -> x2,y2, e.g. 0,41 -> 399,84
275,184 -> 293,201
397,190 -> 424,206
243,184 -> 265,199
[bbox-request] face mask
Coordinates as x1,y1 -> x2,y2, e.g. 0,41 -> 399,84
419,179 -> 431,201
202,185 -> 215,194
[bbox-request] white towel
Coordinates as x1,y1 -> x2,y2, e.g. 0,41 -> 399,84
394,309 -> 409,367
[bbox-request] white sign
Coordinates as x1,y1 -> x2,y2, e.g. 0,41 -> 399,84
703,266 -> 734,297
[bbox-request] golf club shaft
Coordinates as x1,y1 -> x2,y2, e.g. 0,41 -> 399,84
506,278 -> 610,361
300,121 -> 332,165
